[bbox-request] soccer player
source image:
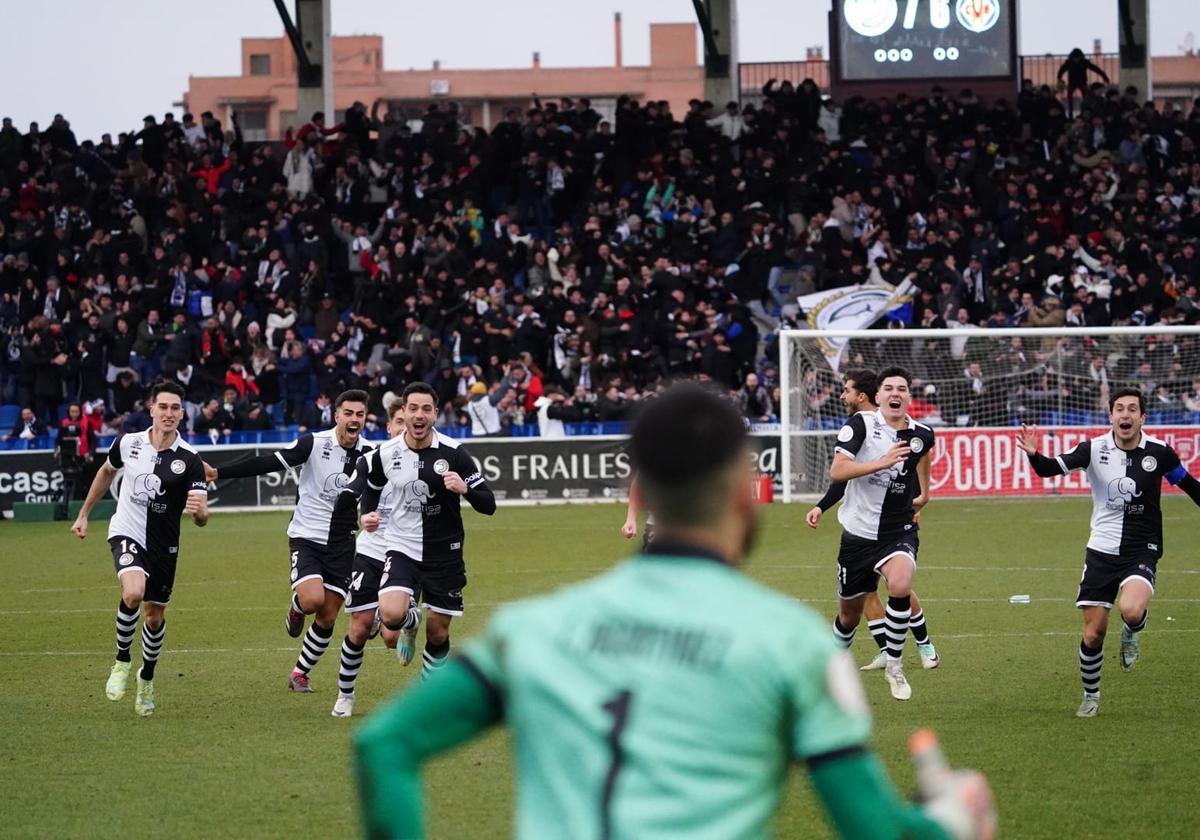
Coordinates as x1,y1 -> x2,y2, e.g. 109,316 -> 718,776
330,400 -> 418,718
70,380 -> 208,717
1017,387 -> 1200,718
359,382 -> 496,681
353,384 -> 995,839
205,389 -> 372,692
828,367 -> 934,701
806,368 -> 939,672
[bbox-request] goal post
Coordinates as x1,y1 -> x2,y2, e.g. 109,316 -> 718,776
779,326 -> 1200,503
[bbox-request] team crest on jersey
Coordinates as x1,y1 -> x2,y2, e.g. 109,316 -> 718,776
118,553 -> 134,567
956,0 -> 999,33
909,437 -> 924,454
170,459 -> 186,475
433,459 -> 450,475
1141,456 -> 1157,472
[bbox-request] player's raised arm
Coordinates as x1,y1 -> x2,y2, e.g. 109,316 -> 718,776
212,433 -> 315,481
1016,424 -> 1088,477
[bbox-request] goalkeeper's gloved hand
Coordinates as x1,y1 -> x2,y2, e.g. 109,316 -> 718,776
910,730 -> 997,840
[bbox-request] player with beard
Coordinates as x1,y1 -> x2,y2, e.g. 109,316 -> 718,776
806,369 -> 939,671
330,400 -> 418,717
354,383 -> 996,840
1018,388 -> 1200,717
827,368 -> 935,701
359,382 -> 496,681
205,389 -> 372,693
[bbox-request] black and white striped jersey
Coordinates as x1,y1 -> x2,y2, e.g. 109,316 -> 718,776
1055,432 -> 1187,557
362,430 -> 495,562
276,429 -> 372,547
355,467 -> 396,562
106,431 -> 207,556
834,410 -> 935,541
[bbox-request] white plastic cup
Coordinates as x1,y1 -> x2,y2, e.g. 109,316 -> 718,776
1009,594 -> 1031,604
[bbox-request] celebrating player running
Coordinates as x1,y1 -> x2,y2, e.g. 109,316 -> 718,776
1017,387 -> 1200,717
71,380 -> 209,717
205,389 -> 372,693
827,367 -> 935,701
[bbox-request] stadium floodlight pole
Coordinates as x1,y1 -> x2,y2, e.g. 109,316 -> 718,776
779,325 -> 1200,504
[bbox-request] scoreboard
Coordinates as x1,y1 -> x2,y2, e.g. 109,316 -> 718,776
833,0 -> 1016,83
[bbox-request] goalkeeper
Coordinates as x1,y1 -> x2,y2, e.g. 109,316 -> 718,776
354,384 -> 995,839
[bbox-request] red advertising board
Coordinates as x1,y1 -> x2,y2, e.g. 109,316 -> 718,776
927,427 -> 1200,497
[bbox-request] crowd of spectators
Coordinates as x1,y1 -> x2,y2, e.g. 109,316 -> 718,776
2,72 -> 1200,446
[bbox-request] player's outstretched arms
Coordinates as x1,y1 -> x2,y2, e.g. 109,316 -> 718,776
71,461 -> 119,539
214,452 -> 291,480
354,660 -> 502,840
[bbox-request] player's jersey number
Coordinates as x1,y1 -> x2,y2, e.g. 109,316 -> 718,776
600,689 -> 633,840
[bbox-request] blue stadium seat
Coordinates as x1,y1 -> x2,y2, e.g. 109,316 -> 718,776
268,402 -> 284,425
298,326 -> 316,340
0,404 -> 19,430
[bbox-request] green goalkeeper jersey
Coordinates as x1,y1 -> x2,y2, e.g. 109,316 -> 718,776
460,544 -> 873,840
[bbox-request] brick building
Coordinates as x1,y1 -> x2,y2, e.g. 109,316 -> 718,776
181,19 -> 703,140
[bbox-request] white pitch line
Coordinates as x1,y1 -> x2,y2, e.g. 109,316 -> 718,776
4,628 -> 1200,657
3,597 -> 1199,618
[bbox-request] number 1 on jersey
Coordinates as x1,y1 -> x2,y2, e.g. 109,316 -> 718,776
600,689 -> 632,840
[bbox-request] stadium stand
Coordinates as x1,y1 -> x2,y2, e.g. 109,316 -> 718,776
1,83 -> 1199,449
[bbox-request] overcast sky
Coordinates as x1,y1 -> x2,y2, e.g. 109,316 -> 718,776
1,0 -> 1196,140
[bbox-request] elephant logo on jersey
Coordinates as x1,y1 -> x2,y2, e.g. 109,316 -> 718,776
320,471 -> 352,501
403,479 -> 433,511
1106,476 -> 1142,508
130,473 -> 164,507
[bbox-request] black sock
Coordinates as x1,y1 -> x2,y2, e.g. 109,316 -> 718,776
1079,640 -> 1103,696
866,619 -> 886,651
1124,611 -> 1148,634
909,610 -> 930,645
295,622 -> 334,675
832,616 -> 856,649
884,596 -> 912,662
421,639 -> 450,680
139,620 -> 165,680
337,637 -> 366,696
115,601 -> 139,663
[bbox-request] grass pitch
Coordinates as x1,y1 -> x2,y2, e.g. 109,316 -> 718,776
2,499 -> 1199,839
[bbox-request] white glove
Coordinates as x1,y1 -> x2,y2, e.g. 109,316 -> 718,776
919,769 -> 997,840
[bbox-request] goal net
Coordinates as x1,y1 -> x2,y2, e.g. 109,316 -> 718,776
779,326 -> 1200,502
